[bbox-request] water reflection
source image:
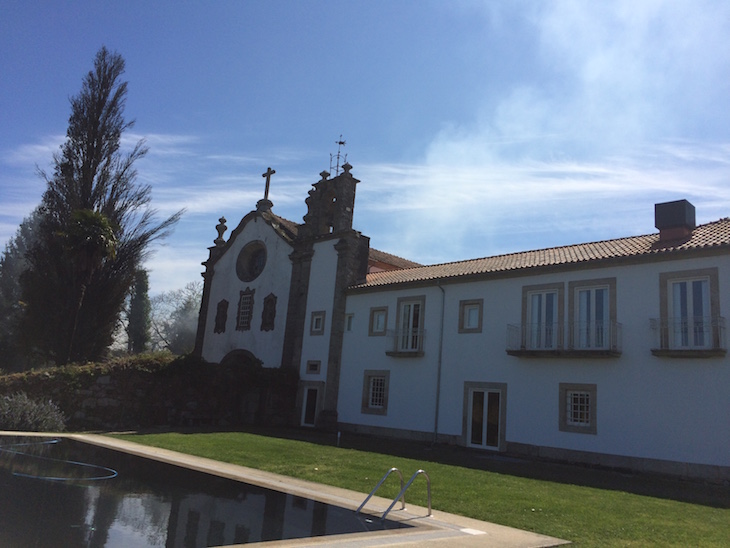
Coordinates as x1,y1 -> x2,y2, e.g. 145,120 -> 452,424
0,437 -> 405,547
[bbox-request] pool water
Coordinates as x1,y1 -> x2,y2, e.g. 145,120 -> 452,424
0,436 -> 408,547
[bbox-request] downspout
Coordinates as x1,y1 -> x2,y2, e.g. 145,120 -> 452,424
433,281 -> 446,444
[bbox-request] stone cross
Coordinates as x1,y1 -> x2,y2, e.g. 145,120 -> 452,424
262,167 -> 276,200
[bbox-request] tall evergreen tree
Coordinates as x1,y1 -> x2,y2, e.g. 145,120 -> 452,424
0,210 -> 41,371
127,269 -> 151,353
20,47 -> 182,365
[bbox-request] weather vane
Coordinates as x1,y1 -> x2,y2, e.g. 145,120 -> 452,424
330,135 -> 347,175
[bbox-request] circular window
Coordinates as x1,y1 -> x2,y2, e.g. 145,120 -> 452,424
236,241 -> 267,282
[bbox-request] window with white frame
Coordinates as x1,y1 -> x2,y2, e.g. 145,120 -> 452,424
528,290 -> 558,349
310,311 -> 325,336
236,288 -> 255,331
459,299 -> 483,333
656,268 -> 721,353
396,296 -> 425,352
559,383 -> 597,434
568,278 -> 616,350
576,286 -> 608,348
361,370 -> 390,415
670,277 -> 710,348
368,307 -> 387,336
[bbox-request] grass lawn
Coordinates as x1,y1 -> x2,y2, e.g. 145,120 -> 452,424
113,429 -> 730,547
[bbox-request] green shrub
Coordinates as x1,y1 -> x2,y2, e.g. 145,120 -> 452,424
0,392 -> 66,432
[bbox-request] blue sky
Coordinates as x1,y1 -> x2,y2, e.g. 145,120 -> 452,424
2,1 -> 729,294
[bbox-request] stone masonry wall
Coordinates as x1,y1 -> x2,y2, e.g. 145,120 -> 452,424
0,354 -> 298,431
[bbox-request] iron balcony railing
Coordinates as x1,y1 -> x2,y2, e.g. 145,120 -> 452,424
386,328 -> 426,355
506,321 -> 622,356
649,316 -> 726,353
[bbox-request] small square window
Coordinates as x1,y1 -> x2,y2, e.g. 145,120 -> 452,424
459,299 -> 483,333
310,311 -> 326,336
306,360 -> 321,374
559,383 -> 597,434
361,370 -> 390,415
369,307 -> 388,336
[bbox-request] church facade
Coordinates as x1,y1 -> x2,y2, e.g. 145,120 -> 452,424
195,165 -> 730,481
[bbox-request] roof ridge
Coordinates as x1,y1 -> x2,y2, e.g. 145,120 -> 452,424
356,217 -> 730,288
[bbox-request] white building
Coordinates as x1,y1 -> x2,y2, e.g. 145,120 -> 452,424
196,166 -> 730,481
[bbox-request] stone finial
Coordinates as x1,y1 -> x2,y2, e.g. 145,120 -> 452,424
214,217 -> 227,246
319,170 -> 330,182
342,162 -> 353,175
256,198 -> 274,212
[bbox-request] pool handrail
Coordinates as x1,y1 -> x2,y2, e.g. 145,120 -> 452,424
381,469 -> 431,521
356,467 -> 405,515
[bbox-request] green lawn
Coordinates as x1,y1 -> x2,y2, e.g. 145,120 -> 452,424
113,430 -> 730,547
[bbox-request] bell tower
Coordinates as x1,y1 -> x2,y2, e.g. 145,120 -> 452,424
301,163 -> 358,238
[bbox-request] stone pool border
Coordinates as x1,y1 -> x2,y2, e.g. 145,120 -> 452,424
3,432 -> 569,547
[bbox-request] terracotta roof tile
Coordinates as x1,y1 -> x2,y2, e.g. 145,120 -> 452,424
268,213 -> 420,269
353,218 -> 730,289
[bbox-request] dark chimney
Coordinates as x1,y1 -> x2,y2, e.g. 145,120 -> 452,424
655,199 -> 695,242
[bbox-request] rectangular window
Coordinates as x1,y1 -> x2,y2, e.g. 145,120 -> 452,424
528,290 -> 558,349
361,370 -> 390,415
566,390 -> 591,427
670,278 -> 710,348
396,296 -> 425,352
559,383 -> 597,434
310,311 -> 325,336
236,288 -> 255,331
369,376 -> 386,408
345,313 -> 354,332
369,307 -> 387,336
655,268 -> 722,354
568,278 -> 616,351
576,286 -> 609,349
305,360 -> 321,374
459,299 -> 483,333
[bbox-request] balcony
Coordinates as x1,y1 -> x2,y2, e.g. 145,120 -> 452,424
506,322 -> 622,358
650,316 -> 726,358
385,328 -> 426,358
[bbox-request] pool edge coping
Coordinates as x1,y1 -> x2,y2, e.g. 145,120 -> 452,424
1,432 -> 570,547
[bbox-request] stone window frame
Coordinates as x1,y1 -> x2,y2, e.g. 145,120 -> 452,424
458,299 -> 484,334
658,267 -> 721,351
521,282 -> 565,350
368,307 -> 388,336
568,277 -> 617,350
298,380 -> 325,427
394,295 -> 426,353
236,240 -> 267,282
310,310 -> 326,336
305,360 -> 321,374
361,369 -> 390,415
214,299 -> 229,334
461,381 -> 508,451
235,288 -> 255,331
559,382 -> 597,435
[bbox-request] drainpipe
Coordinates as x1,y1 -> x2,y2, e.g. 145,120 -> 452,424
433,281 -> 446,444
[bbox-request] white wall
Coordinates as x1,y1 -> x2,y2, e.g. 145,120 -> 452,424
339,254 -> 730,468
298,240 -> 339,380
201,217 -> 293,367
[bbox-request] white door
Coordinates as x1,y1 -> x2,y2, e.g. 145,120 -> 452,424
467,388 -> 501,450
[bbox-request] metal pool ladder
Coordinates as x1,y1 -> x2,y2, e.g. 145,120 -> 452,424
356,467 -> 432,520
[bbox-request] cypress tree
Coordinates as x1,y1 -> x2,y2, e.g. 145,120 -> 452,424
20,47 -> 182,364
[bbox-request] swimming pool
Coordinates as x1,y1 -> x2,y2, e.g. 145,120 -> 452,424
0,435 -> 409,547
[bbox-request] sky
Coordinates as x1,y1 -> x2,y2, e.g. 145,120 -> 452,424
1,0 -> 729,295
